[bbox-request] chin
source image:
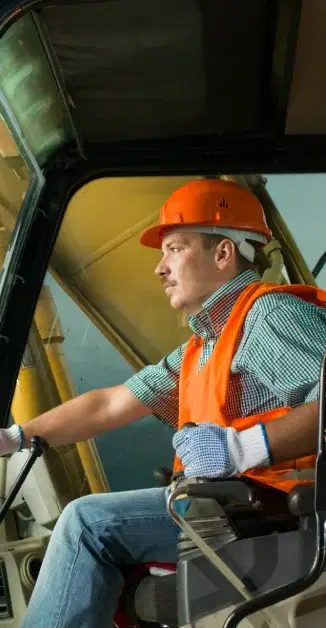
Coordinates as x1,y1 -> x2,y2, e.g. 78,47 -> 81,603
168,295 -> 185,310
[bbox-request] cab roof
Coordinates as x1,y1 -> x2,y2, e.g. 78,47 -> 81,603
1,0 -> 326,171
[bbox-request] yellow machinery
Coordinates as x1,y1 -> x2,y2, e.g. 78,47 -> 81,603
0,227 -> 108,499
0,134 -> 109,500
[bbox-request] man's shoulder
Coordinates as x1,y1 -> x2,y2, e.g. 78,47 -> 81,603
248,285 -> 326,318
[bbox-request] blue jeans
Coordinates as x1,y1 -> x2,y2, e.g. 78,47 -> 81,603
21,487 -> 183,628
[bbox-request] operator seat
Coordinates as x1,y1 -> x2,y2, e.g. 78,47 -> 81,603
115,474 -> 325,628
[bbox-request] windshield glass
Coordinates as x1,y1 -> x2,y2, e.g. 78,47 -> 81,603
0,113 -> 32,248
0,13 -> 73,165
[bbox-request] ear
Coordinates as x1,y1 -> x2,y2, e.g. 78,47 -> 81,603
214,238 -> 237,270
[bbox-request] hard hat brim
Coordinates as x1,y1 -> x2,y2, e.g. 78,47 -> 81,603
140,222 -> 272,249
140,224 -> 174,249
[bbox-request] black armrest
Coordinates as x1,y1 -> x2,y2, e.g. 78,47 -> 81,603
287,483 -> 315,516
184,479 -> 256,507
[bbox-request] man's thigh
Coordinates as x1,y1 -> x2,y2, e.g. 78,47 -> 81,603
60,485 -> 180,565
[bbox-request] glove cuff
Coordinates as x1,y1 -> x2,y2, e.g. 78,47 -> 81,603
2,425 -> 23,454
228,423 -> 271,474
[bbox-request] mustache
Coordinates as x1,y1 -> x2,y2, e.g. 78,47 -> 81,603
161,280 -> 176,289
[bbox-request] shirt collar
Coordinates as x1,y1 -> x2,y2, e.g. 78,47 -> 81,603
188,270 -> 260,340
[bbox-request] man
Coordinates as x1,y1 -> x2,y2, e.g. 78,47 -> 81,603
1,179 -> 325,627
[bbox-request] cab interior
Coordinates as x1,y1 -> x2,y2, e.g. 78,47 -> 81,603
0,1 -> 325,627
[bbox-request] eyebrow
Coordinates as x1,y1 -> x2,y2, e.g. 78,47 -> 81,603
163,236 -> 189,249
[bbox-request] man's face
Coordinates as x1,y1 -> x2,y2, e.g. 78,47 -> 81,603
155,231 -> 224,314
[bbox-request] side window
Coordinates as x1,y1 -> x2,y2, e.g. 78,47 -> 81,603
266,175 -> 326,287
0,115 -> 32,254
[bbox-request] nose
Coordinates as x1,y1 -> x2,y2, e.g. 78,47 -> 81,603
155,256 -> 170,277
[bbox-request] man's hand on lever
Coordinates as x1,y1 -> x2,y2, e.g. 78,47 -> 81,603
0,385 -> 151,455
173,421 -> 271,478
173,401 -> 319,478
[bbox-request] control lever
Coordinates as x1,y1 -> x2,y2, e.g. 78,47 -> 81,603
154,467 -> 173,487
0,436 -> 49,526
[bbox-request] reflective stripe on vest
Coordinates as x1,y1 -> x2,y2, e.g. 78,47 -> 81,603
175,281 -> 326,493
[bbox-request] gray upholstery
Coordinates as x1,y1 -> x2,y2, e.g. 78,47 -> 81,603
178,526 -> 318,625
132,481 -> 318,625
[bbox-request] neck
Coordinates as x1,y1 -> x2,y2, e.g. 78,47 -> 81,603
187,271 -> 241,315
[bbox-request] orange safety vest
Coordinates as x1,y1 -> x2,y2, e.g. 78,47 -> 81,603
174,281 -> 326,492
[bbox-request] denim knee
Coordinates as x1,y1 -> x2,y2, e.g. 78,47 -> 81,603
52,495 -> 94,541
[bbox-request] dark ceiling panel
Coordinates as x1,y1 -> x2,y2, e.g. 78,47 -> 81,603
40,0 -> 267,142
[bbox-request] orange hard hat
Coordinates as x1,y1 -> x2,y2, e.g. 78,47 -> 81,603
140,179 -> 272,249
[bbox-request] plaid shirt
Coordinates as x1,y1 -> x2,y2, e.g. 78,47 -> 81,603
125,270 -> 325,429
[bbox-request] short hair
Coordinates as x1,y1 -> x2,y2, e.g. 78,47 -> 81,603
201,233 -> 258,272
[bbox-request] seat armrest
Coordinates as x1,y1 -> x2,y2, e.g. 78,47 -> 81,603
287,483 -> 315,516
184,479 -> 256,506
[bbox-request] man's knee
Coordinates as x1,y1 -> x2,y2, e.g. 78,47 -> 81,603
54,494 -> 97,538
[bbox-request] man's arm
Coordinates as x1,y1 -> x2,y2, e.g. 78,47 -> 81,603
240,293 -> 326,462
266,399 -> 319,463
14,342 -> 184,453
21,385 -> 151,448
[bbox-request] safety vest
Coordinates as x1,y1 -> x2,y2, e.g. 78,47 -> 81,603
174,281 -> 326,492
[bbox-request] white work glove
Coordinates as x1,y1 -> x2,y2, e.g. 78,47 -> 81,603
173,422 -> 271,478
0,425 -> 23,455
